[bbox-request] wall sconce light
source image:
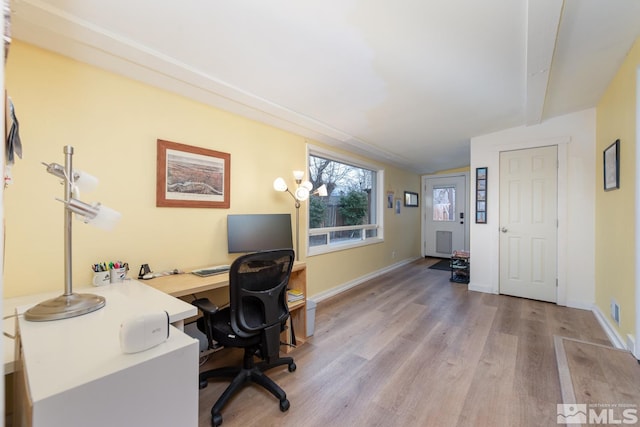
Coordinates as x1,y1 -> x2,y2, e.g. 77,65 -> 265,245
273,171 -> 327,260
24,145 -> 121,321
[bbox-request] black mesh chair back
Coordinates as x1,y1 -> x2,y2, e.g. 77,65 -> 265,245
229,249 -> 294,347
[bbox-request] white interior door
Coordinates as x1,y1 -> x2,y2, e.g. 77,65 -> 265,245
499,146 -> 557,302
423,175 -> 467,258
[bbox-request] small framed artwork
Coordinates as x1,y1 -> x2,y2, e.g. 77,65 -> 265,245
604,139 -> 620,191
387,191 -> 395,208
404,191 -> 419,207
157,139 -> 231,208
395,199 -> 402,214
476,167 -> 487,224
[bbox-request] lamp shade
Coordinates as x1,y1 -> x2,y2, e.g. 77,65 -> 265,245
293,170 -> 304,181
316,184 -> 328,197
273,177 -> 288,192
85,203 -> 122,231
74,170 -> 99,192
294,186 -> 310,202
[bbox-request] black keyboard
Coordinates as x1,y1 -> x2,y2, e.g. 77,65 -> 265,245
192,265 -> 231,277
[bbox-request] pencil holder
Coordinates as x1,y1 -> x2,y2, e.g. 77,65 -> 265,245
92,270 -> 111,286
110,267 -> 127,283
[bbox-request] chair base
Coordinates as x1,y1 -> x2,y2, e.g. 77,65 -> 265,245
200,348 -> 296,426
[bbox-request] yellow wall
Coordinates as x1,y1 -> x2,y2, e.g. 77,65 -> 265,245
595,37 -> 640,340
4,41 -> 421,299
433,166 -> 470,175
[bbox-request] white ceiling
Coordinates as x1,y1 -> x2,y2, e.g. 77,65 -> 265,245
9,0 -> 640,173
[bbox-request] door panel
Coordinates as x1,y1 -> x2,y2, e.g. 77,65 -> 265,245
499,146 -> 557,302
423,175 -> 466,257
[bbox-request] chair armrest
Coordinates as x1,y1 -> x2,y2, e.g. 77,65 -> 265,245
191,298 -> 219,316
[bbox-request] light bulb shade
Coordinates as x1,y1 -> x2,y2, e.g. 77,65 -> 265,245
294,186 -> 310,201
74,170 -> 99,192
63,197 -> 99,219
62,198 -> 121,231
293,170 -> 304,181
84,203 -> 122,231
273,177 -> 288,192
42,163 -> 99,192
316,184 -> 328,197
301,181 -> 313,191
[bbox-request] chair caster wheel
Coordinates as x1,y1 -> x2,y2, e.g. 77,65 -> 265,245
288,362 -> 296,372
280,398 -> 290,412
212,413 -> 223,426
199,380 -> 208,389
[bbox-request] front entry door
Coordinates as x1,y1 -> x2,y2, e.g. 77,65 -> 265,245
423,175 -> 467,257
499,145 -> 558,302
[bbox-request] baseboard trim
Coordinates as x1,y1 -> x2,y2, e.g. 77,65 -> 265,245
468,282 -> 496,294
592,304 -> 626,350
563,299 -> 593,310
308,257 -> 418,304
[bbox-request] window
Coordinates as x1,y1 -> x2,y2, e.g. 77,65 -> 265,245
307,147 -> 383,255
432,186 -> 456,221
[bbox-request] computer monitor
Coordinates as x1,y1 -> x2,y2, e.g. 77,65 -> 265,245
227,214 -> 293,253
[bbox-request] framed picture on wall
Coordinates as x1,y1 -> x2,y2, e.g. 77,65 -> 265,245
404,191 -> 419,207
603,139 -> 620,191
156,139 -> 231,208
475,167 -> 487,224
387,191 -> 395,208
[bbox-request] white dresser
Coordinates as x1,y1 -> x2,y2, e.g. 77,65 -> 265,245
13,281 -> 199,427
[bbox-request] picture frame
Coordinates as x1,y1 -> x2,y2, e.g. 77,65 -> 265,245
603,139 -> 620,191
156,139 -> 231,208
404,191 -> 419,207
475,167 -> 487,224
395,199 -> 402,214
387,191 -> 395,208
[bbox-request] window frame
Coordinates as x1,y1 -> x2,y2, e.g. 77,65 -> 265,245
306,145 -> 385,257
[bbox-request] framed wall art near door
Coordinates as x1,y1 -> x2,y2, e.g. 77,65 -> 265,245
156,139 -> 231,208
603,139 -> 620,191
475,167 -> 487,223
404,191 -> 419,207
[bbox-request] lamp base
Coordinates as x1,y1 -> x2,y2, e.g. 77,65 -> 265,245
24,293 -> 106,322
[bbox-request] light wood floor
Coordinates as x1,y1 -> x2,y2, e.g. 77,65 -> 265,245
556,336 -> 640,421
197,257 -> 617,426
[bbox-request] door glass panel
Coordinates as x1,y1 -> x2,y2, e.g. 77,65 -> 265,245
433,186 -> 456,221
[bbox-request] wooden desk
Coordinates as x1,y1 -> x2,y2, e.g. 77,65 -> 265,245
144,261 -> 308,348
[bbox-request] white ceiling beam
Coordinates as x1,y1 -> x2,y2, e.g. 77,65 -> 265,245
525,0 -> 564,125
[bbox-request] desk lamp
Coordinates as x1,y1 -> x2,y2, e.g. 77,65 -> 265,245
24,145 -> 121,321
273,171 -> 327,260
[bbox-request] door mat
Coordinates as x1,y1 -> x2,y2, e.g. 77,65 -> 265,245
428,259 -> 450,271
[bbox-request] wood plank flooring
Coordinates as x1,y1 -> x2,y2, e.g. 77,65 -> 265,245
197,257 -> 615,426
556,336 -> 640,423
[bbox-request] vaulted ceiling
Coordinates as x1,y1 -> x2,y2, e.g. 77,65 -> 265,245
10,0 -> 640,173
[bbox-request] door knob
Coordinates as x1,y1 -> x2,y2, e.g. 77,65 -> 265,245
501,227 -> 508,233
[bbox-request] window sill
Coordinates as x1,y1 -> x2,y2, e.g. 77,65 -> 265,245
307,237 -> 384,257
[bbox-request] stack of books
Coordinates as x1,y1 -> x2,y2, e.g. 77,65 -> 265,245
287,289 -> 304,303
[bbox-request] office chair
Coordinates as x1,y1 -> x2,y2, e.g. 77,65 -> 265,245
192,249 -> 297,427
